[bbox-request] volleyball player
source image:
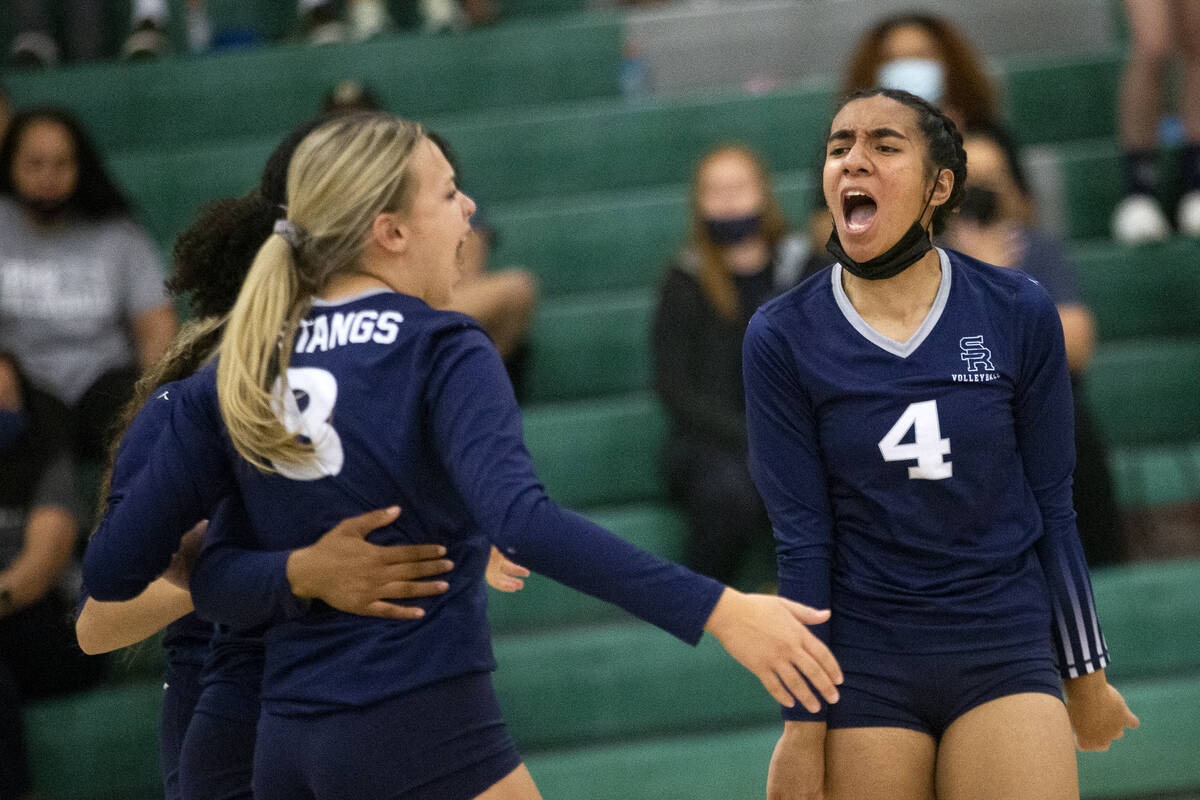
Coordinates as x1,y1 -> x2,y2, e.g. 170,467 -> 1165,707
82,112 -> 842,799
746,89 -> 1138,800
74,120 -> 489,800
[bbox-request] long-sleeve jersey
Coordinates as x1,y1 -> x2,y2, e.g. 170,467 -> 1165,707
78,379 -> 213,669
84,289 -> 724,716
743,249 -> 1109,722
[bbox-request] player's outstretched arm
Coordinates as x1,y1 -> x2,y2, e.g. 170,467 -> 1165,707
1064,669 -> 1139,752
703,588 -> 841,711
76,578 -> 195,655
767,721 -> 827,800
76,521 -> 206,654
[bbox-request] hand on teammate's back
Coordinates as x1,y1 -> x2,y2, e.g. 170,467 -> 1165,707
1064,670 -> 1140,751
285,506 -> 454,619
161,521 -> 207,591
703,589 -> 842,711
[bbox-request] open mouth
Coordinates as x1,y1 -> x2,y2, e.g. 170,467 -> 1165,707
842,191 -> 878,234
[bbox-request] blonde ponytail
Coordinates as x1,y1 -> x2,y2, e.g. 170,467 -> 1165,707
215,112 -> 425,474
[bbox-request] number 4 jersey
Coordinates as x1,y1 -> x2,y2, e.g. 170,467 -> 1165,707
744,248 -> 1108,720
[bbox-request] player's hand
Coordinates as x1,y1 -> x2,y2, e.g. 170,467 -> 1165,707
161,521 -> 207,591
703,588 -> 842,712
1064,670 -> 1140,751
486,547 -> 530,593
286,506 -> 453,620
767,721 -> 827,800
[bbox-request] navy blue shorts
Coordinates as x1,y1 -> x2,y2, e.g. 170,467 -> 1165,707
253,671 -> 522,800
826,642 -> 1062,738
179,679 -> 258,800
161,661 -> 204,800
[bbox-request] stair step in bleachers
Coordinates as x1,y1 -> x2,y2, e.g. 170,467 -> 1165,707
1074,238 -> 1200,341
26,681 -> 164,800
493,623 -> 774,751
522,673 -> 1200,800
522,394 -> 666,508
525,290 -> 656,403
4,13 -> 624,153
490,171 -> 815,298
1003,49 -> 1123,147
1085,339 -> 1200,448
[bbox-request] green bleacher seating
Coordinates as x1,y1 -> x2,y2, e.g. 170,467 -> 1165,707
525,290 -> 655,403
26,681 -> 164,800
522,394 -> 667,508
494,623 -> 774,751
1073,238 -> 1200,341
1004,49 -> 1123,147
488,503 -> 686,634
4,13 -> 624,153
490,171 -> 815,297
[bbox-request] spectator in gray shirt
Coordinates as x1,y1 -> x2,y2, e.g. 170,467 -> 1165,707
0,108 -> 177,464
0,350 -> 104,800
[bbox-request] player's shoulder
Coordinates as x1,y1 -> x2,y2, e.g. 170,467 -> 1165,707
946,247 -> 1055,315
754,263 -> 837,328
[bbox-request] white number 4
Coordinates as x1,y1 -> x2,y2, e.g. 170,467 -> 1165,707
877,400 -> 952,480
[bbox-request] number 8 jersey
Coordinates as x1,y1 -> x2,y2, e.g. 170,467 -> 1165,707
743,248 -> 1108,722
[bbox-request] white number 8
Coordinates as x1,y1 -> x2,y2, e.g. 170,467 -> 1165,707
271,367 -> 344,480
877,400 -> 952,480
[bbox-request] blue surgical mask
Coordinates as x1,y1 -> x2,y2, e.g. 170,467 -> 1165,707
0,408 -> 26,451
877,58 -> 946,106
704,212 -> 763,246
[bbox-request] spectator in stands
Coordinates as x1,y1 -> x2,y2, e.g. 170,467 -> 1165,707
0,351 -> 104,800
8,0 -> 182,64
653,144 -> 808,585
842,12 -> 1000,133
1110,0 -> 1200,243
944,122 -> 1127,566
0,81 -> 11,142
0,108 -> 177,464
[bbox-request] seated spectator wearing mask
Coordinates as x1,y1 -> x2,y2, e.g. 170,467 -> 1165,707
0,351 -> 104,800
0,108 -> 177,465
944,123 -> 1127,567
653,144 -> 808,585
842,12 -> 1000,133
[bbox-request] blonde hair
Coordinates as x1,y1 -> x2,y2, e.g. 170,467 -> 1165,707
689,144 -> 788,320
217,112 -> 425,472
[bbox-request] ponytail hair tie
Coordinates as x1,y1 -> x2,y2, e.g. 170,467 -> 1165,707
273,219 -> 307,252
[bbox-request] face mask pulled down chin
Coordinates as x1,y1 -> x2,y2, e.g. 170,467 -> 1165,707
877,58 -> 946,106
704,212 -> 763,246
826,186 -> 936,281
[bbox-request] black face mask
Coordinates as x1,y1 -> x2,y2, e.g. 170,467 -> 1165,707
17,193 -> 72,222
826,183 -> 936,281
704,212 -> 763,246
957,185 -> 1000,226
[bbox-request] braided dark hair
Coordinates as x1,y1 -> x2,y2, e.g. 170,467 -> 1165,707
837,87 -> 967,235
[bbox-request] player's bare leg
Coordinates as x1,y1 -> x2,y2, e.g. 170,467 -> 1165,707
826,727 -> 936,800
936,693 -> 1076,800
475,764 -> 542,800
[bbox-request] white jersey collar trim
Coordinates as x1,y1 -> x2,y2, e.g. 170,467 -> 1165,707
831,247 -> 952,359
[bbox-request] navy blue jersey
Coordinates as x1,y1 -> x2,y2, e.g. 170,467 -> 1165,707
84,289 -> 723,715
744,249 -> 1108,722
81,380 -> 214,667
